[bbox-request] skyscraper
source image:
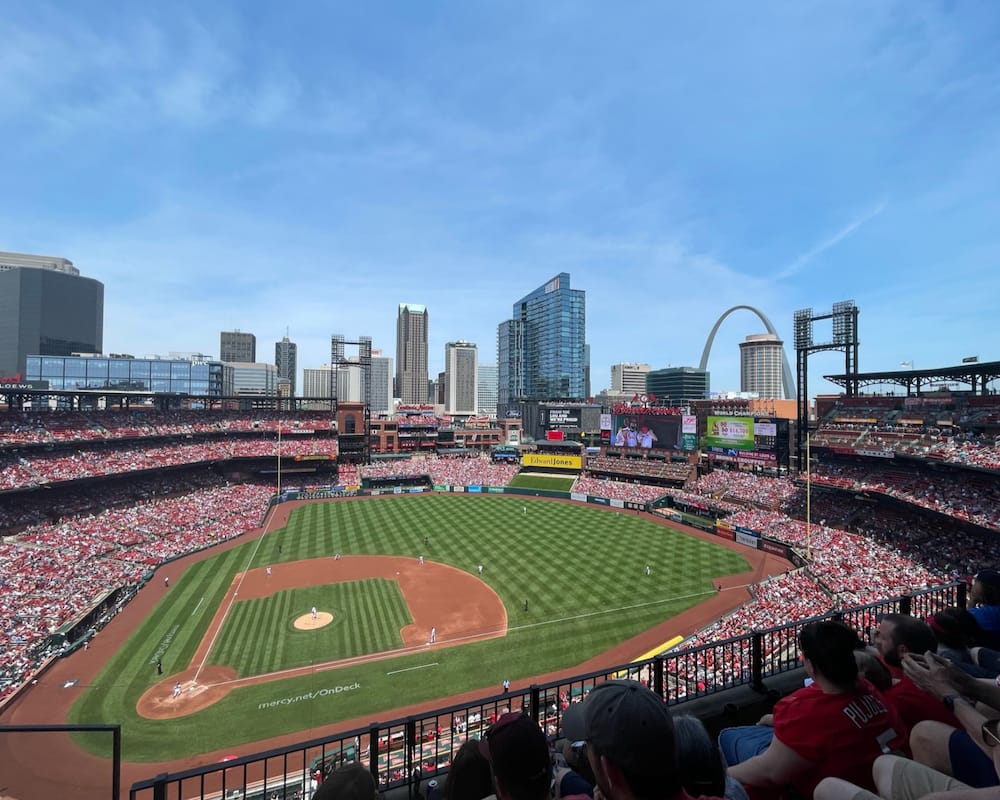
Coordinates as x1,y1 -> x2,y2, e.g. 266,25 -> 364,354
444,340 -> 478,415
497,273 -> 586,404
646,367 -> 709,405
739,333 -> 785,398
396,304 -> 428,404
220,330 -> 256,363
611,363 -> 651,395
275,336 -> 297,396
369,350 -> 393,415
477,363 -> 498,417
0,251 -> 104,376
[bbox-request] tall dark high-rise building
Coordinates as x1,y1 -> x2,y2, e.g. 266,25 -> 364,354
396,304 -> 428,404
275,336 -> 297,396
220,330 -> 256,363
0,251 -> 104,376
497,273 -> 586,405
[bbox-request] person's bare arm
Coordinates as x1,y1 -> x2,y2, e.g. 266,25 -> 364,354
726,736 -> 813,790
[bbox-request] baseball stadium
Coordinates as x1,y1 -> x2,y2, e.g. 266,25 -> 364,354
1,357 -> 998,800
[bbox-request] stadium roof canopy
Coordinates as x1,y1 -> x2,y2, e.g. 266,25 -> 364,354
824,360 -> 1000,395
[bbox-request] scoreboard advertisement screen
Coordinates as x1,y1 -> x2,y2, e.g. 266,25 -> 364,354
704,416 -> 755,451
544,407 -> 580,428
611,413 -> 681,450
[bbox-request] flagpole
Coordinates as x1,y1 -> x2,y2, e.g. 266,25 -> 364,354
276,421 -> 282,497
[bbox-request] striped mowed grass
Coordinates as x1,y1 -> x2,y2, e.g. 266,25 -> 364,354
211,580 -> 412,676
70,494 -> 748,761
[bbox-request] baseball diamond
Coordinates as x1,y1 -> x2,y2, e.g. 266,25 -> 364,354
61,494 -> 754,762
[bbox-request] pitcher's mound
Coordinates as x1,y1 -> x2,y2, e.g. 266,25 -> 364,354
294,611 -> 333,630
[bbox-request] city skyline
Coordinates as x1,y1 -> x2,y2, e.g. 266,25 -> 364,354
2,4 -> 999,396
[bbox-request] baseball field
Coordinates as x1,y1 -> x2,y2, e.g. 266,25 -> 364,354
66,493 -> 750,761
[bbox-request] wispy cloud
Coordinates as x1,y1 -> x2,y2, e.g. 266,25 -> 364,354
775,200 -> 888,280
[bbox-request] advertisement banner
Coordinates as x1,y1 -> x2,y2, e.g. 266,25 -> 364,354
737,451 -> 777,466
715,526 -> 736,540
453,486 -> 465,493
488,486 -> 505,493
735,526 -> 759,537
735,531 -> 760,549
855,448 -> 894,459
682,415 -> 697,434
591,496 -> 609,505
705,416 -> 755,450
759,539 -> 788,557
681,433 -> 698,451
570,492 -> 588,502
668,513 -> 683,523
717,519 -> 734,532
600,413 -> 613,431
522,453 -> 583,470
755,421 -> 777,437
546,407 -> 580,428
467,485 -> 482,493
610,498 -> 625,509
432,484 -> 448,492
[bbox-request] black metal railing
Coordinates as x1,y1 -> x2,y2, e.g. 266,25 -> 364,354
130,581 -> 963,800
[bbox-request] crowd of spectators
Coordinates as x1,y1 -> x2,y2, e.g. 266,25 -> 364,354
691,471 -> 799,509
585,455 -> 694,484
0,436 -> 337,491
359,455 -> 519,488
0,409 -> 336,448
808,462 -> 1000,531
570,476 -> 668,503
0,480 -> 272,704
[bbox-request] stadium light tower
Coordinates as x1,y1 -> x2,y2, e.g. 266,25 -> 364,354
794,301 -> 860,471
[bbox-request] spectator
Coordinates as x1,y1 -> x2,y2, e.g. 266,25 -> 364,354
561,679 -> 720,800
870,613 -> 960,734
443,740 -> 494,800
312,763 -> 379,800
721,620 -> 907,800
901,651 -> 1000,790
672,715 -> 748,800
968,570 -> 1000,650
478,713 -> 552,800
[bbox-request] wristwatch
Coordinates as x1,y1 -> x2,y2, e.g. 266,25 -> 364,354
943,694 -> 963,713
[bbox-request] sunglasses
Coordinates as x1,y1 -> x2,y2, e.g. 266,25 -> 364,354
983,719 -> 1000,749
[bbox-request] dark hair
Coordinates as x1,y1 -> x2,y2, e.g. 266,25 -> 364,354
799,620 -> 860,688
928,607 -> 984,650
444,741 -> 494,800
974,571 -> 1000,606
881,613 -> 937,655
672,715 -> 726,798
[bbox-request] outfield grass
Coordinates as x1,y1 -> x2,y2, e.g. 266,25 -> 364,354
69,495 -> 748,760
507,473 -> 577,491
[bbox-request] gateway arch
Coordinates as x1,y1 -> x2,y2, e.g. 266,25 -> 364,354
699,305 -> 795,400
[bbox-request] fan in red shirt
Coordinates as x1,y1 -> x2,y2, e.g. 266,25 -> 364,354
722,620 -> 907,800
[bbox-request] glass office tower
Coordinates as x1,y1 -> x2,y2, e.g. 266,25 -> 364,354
498,273 -> 586,403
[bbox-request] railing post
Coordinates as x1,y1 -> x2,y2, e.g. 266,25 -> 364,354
529,685 -> 541,721
368,723 -> 381,783
958,581 -> 968,610
151,773 -> 167,800
751,631 -> 765,692
653,655 -> 665,699
406,718 -> 418,799
899,594 -> 912,616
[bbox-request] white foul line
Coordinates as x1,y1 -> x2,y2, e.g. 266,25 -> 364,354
194,502 -> 280,682
386,663 -> 439,676
191,596 -> 204,616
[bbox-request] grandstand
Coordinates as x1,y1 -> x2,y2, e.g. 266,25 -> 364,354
0,394 -> 998,799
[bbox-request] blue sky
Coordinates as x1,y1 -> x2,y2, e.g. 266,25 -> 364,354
2,1 -> 999,397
